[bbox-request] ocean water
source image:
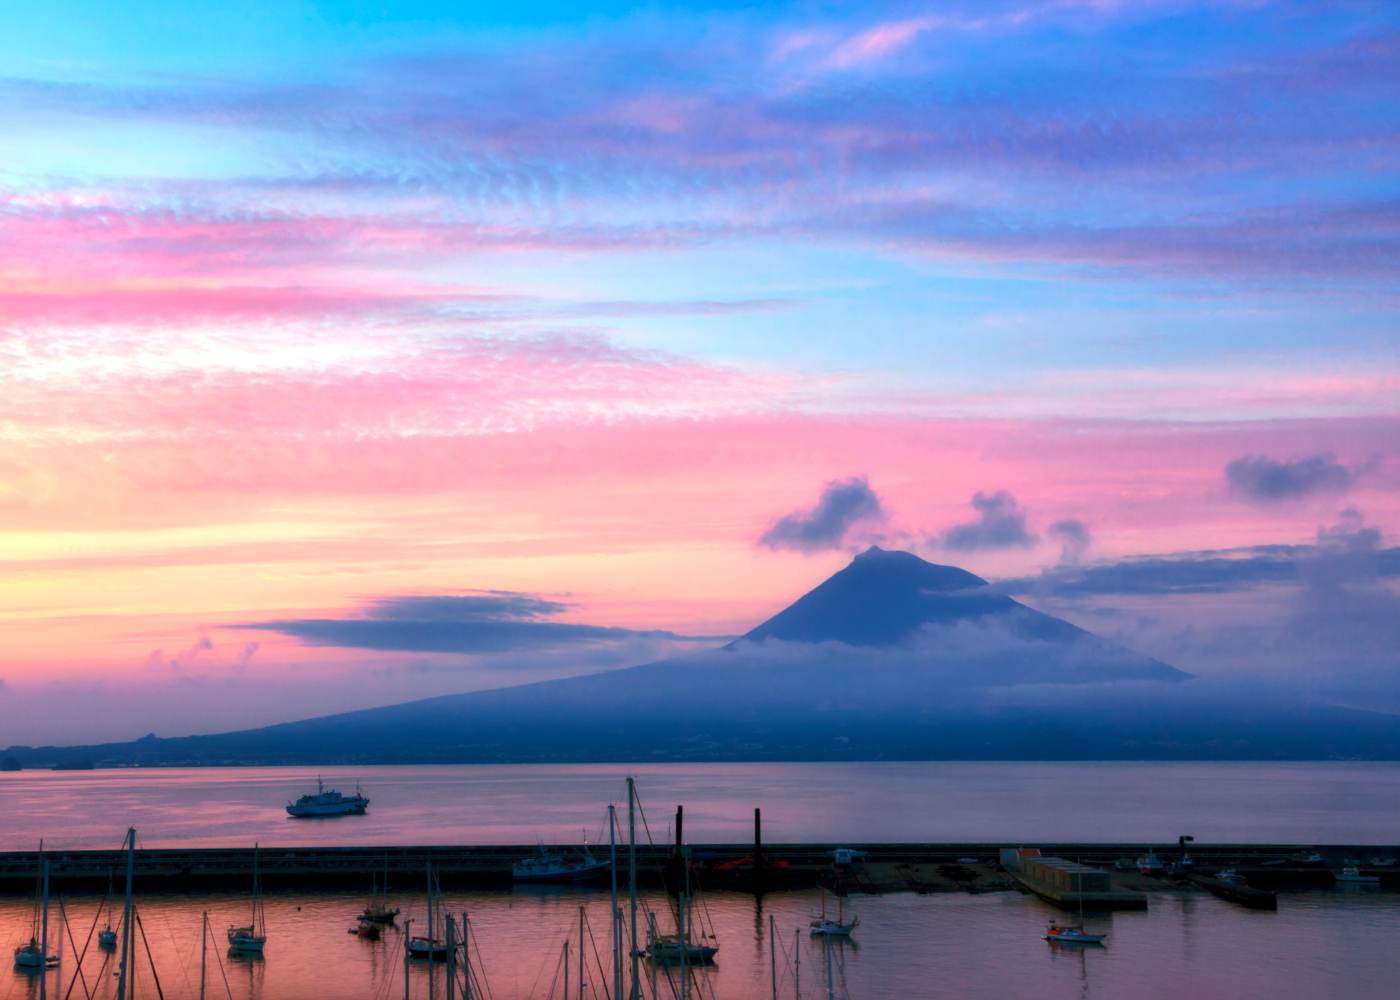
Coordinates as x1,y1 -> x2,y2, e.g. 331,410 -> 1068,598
3,761 -> 1400,851
2,883 -> 1398,999
5,762 -> 1400,998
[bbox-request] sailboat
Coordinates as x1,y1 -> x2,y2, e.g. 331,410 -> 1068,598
13,848 -> 58,970
1043,861 -> 1106,946
360,857 -> 400,924
809,891 -> 859,937
645,847 -> 719,965
98,870 -> 119,949
227,843 -> 267,954
405,863 -> 449,960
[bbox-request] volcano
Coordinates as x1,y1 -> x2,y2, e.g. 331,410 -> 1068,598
15,549 -> 1400,765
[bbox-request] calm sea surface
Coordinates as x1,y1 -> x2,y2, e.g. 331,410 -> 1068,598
2,885 -> 1399,999
4,763 -> 1400,998
2,761 -> 1400,850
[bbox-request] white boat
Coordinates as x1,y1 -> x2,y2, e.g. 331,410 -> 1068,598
286,777 -> 369,817
227,844 -> 267,954
1043,923 -> 1106,945
809,892 -> 858,937
12,850 -> 57,970
512,843 -> 611,883
1338,866 -> 1379,884
1369,857 -> 1396,868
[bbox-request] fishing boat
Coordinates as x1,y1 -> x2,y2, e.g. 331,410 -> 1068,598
286,777 -> 369,817
405,864 -> 448,961
809,892 -> 859,937
512,842 -> 611,883
13,849 -> 57,970
227,844 -> 267,954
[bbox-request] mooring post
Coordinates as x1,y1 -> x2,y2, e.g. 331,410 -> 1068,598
754,807 -> 765,895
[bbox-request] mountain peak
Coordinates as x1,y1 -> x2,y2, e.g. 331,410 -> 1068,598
738,547 -> 997,647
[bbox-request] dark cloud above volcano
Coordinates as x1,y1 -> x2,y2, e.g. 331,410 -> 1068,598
758,476 -> 885,553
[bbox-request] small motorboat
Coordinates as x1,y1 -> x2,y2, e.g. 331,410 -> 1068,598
1043,923 -> 1106,945
1369,857 -> 1396,868
1337,866 -> 1379,884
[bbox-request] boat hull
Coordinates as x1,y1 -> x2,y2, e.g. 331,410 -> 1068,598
286,801 -> 369,817
512,860 -> 611,884
646,943 -> 719,965
407,938 -> 450,961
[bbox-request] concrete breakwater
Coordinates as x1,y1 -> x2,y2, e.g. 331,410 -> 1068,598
1,842 -> 1396,895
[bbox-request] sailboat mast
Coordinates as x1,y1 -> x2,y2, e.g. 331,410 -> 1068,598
627,777 -> 639,1000
769,914 -> 777,1000
427,865 -> 436,1000
445,914 -> 456,1000
793,927 -> 800,1000
403,919 -> 412,1000
824,933 -> 835,1000
117,827 -> 135,1000
610,804 -> 621,1000
578,905 -> 586,1000
462,912 -> 472,1000
39,854 -> 48,1000
199,912 -> 207,1000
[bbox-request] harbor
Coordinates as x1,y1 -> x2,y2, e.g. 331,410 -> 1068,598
3,839 -> 1397,897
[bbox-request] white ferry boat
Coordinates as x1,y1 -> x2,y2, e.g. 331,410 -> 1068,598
286,777 -> 369,817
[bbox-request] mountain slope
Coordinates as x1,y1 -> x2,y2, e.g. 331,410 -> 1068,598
12,548 -> 1400,764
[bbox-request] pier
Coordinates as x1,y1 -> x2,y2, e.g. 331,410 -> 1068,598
1,842 -> 1394,896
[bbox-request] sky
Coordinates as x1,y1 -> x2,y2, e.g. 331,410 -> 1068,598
1,0 -> 1397,745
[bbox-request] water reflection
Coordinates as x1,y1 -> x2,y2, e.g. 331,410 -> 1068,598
3,887 -> 1400,999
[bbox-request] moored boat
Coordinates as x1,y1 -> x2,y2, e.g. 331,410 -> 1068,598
809,891 -> 858,937
1043,923 -> 1105,945
1337,866 -> 1379,884
512,843 -> 610,883
227,843 -> 267,954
